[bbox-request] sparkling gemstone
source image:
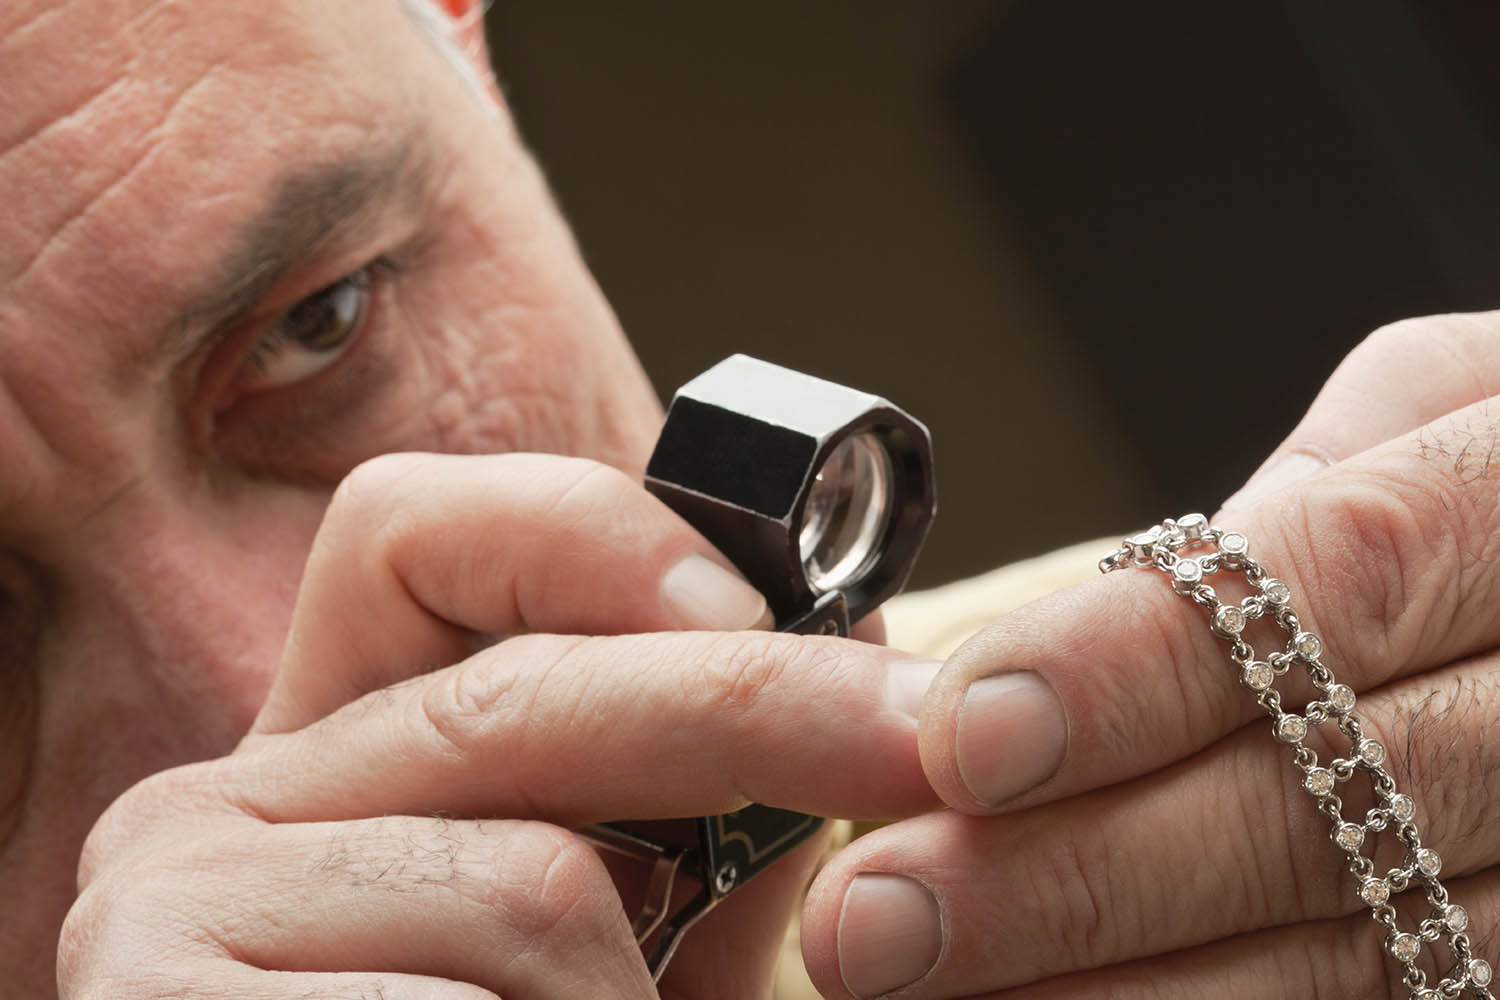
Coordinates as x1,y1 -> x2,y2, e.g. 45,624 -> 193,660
1389,932 -> 1421,963
1178,513 -> 1208,539
1275,714 -> 1308,743
1214,605 -> 1246,635
1172,558 -> 1203,585
1445,904 -> 1469,932
1390,794 -> 1416,822
1472,958 -> 1493,987
1293,631 -> 1324,659
1334,822 -> 1366,852
1359,739 -> 1387,767
1242,661 -> 1275,692
1416,848 -> 1442,878
1359,878 -> 1391,906
1127,525 -> 1164,559
1262,578 -> 1292,604
1220,531 -> 1248,556
1327,684 -> 1356,713
1304,768 -> 1336,796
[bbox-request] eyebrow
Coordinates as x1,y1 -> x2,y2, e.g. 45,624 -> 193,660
165,141 -> 426,366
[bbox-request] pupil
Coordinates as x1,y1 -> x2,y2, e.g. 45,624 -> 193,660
285,269 -> 368,350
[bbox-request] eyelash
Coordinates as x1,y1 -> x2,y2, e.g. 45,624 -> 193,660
241,256 -> 399,376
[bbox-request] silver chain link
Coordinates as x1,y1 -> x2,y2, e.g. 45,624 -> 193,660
1102,514 -> 1494,999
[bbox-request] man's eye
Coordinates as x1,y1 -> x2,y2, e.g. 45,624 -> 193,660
234,266 -> 373,392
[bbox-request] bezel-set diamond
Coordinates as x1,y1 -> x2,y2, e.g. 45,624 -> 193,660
1304,767 -> 1335,797
1334,822 -> 1366,852
1177,512 -> 1208,539
1327,683 -> 1356,713
1242,661 -> 1275,691
1389,932 -> 1422,963
1261,577 -> 1292,604
1275,714 -> 1308,743
1213,604 -> 1246,635
1389,794 -> 1416,822
1219,531 -> 1248,557
1358,738 -> 1387,767
1293,631 -> 1323,660
1105,518 -> 1490,999
1172,558 -> 1203,587
1359,877 -> 1390,906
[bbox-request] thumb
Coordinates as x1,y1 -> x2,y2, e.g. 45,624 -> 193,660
1223,311 -> 1500,511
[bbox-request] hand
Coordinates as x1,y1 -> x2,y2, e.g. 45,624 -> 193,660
801,313 -> 1500,998
58,453 -> 939,1000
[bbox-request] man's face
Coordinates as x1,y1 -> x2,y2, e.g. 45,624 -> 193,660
0,0 -> 663,988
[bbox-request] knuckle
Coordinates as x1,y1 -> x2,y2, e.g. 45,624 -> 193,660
1025,824 -> 1118,966
418,635 -> 582,761
55,883 -> 108,995
320,453 -> 443,571
542,458 -> 636,527
78,762 -> 234,887
1357,311 -> 1500,385
327,451 -> 434,525
697,632 -> 798,717
1265,472 -> 1454,672
1358,315 -> 1448,363
56,874 -> 184,1000
486,823 -> 616,943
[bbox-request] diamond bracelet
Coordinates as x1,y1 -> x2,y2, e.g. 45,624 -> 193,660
1101,515 -> 1493,999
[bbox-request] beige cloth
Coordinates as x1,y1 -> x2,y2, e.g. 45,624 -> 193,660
772,537 -> 1114,998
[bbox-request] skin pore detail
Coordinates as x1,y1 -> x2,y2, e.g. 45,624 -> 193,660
12,3 -> 1500,1000
0,0 -> 661,991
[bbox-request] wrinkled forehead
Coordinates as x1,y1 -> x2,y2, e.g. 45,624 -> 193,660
0,0 -> 440,336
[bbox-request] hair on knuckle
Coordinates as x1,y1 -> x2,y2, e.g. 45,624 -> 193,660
1390,674 -> 1499,848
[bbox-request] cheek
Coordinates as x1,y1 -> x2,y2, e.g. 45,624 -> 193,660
420,315 -> 593,457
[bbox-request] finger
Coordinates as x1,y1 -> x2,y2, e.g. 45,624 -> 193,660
255,451 -> 772,734
805,653 -> 1500,997
59,967 -> 503,1000
214,631 -> 938,827
658,827 -> 832,1000
1225,311 -> 1500,510
916,392 -> 1500,815
71,817 -> 654,1000
983,865 -> 1500,1000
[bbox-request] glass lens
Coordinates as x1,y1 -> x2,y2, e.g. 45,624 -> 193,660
798,432 -> 893,593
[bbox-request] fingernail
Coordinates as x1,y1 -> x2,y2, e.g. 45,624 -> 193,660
837,874 -> 943,998
956,672 -> 1068,807
885,659 -> 943,723
660,553 -> 770,630
1224,451 -> 1329,510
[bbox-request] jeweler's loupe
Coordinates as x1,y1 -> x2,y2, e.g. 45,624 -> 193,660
584,354 -> 936,978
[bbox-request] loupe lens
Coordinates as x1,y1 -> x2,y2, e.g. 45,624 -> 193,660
798,432 -> 894,593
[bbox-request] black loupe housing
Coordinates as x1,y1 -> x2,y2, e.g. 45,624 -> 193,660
645,354 -> 936,634
588,354 -> 936,980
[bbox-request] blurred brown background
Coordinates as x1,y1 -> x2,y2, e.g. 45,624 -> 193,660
487,1 -> 1500,590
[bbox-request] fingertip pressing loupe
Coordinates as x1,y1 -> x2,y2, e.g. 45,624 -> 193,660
585,354 -> 936,979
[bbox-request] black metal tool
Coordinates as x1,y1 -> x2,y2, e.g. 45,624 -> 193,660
585,354 -> 936,978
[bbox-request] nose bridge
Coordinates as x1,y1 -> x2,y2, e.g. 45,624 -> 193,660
57,481 -> 329,746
